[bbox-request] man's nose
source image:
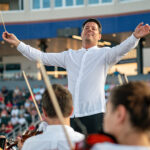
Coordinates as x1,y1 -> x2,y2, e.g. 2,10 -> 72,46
88,27 -> 92,31
87,27 -> 92,32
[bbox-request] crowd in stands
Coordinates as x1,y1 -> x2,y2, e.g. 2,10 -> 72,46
0,85 -> 45,136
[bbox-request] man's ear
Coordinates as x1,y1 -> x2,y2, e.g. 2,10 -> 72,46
69,107 -> 74,116
42,108 -> 47,117
99,33 -> 102,41
116,105 -> 127,124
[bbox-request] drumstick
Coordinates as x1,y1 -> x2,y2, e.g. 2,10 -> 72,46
22,71 -> 43,121
0,11 -> 7,32
37,60 -> 74,150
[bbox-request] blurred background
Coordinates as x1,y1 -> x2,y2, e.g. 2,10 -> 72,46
0,0 -> 150,140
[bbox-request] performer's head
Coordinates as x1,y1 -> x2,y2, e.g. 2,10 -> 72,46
81,18 -> 102,49
104,81 -> 150,146
42,84 -> 73,124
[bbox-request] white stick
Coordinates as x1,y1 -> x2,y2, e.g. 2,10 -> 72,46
124,74 -> 129,83
37,60 -> 74,150
0,11 -> 7,32
22,71 -> 43,121
118,74 -> 123,85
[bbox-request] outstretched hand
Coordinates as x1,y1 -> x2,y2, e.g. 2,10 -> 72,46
133,22 -> 150,39
2,31 -> 20,47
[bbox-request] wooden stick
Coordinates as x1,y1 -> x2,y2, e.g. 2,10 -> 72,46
37,60 -> 74,150
22,71 -> 43,121
0,11 -> 7,32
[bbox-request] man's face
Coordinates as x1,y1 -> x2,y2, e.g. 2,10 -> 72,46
104,101 -> 117,135
81,22 -> 101,44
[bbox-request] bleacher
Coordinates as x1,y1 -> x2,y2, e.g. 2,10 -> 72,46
0,84 -> 44,139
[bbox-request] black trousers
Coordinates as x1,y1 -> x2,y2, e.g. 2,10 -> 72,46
71,113 -> 104,134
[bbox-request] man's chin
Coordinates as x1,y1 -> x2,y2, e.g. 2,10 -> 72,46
85,38 -> 93,42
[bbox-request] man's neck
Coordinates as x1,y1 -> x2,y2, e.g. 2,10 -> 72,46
46,117 -> 70,126
82,41 -> 97,49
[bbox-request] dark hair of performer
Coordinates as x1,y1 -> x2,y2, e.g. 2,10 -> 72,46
104,81 -> 150,146
42,84 -> 73,118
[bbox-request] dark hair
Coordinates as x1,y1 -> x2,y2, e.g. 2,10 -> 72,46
82,18 -> 102,33
42,84 -> 72,118
110,81 -> 150,131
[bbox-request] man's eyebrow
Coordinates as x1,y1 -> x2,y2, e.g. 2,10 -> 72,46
85,25 -> 97,28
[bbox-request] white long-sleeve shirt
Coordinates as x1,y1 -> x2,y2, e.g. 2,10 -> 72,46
17,34 -> 139,117
22,125 -> 84,150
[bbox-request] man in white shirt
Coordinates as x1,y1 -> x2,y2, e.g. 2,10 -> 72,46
2,19 -> 150,133
20,84 -> 84,150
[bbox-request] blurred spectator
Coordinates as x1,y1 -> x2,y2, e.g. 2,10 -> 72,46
0,124 -> 6,135
18,114 -> 26,125
7,106 -> 12,116
14,73 -> 20,80
0,101 -> 6,110
24,109 -> 32,124
39,86 -> 45,94
31,108 -> 37,123
24,99 -> 31,109
13,86 -> 20,96
13,91 -> 25,107
35,92 -> 42,102
113,68 -> 121,76
13,100 -> 19,107
19,105 -> 25,116
1,112 -> 10,125
11,105 -> 19,116
1,108 -> 7,117
33,85 -> 40,94
0,92 -> 4,102
1,86 -> 8,97
22,87 -> 27,97
5,121 -> 13,133
6,101 -> 13,110
11,115 -> 19,126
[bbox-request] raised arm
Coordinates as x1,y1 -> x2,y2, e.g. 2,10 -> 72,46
2,31 -> 67,68
106,22 -> 150,66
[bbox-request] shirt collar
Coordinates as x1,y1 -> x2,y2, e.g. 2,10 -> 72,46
45,125 -> 74,133
82,45 -> 98,51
